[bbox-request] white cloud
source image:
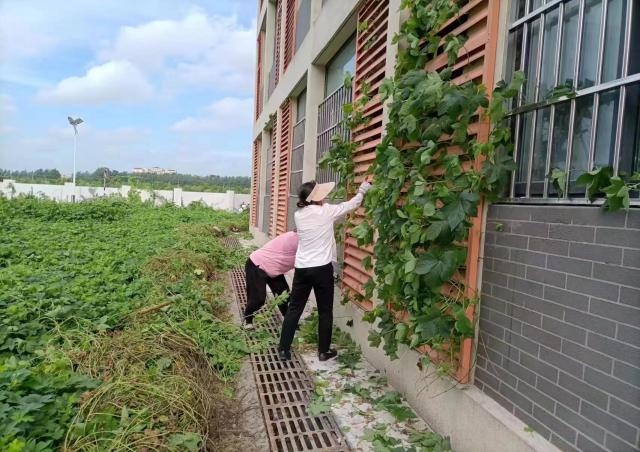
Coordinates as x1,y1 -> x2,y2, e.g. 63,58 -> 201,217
99,10 -> 215,70
36,60 -> 153,105
0,15 -> 57,61
170,97 -> 253,133
101,10 -> 255,92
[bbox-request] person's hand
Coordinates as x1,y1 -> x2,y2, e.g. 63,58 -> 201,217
358,176 -> 373,195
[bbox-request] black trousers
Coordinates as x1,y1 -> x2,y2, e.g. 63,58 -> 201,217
279,263 -> 334,353
244,258 -> 290,323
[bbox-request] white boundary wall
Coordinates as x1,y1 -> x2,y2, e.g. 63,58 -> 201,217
0,180 -> 250,212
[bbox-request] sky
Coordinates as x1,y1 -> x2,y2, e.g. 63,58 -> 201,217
0,0 -> 257,176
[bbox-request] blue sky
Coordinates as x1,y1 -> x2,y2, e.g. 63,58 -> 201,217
0,0 -> 257,176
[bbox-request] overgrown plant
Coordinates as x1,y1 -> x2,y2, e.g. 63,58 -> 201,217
576,166 -> 640,211
322,0 -> 522,370
0,197 -> 251,451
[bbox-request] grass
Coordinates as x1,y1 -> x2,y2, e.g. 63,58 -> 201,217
0,195 -> 252,451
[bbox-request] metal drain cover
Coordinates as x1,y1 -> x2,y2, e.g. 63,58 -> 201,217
229,268 -> 349,451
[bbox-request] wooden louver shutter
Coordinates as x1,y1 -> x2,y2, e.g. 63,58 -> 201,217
422,0 -> 501,383
250,138 -> 261,227
275,100 -> 292,236
274,0 -> 283,86
342,0 -> 389,309
269,121 -> 278,237
283,0 -> 296,71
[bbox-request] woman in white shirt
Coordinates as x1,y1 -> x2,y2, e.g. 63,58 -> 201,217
278,178 -> 372,361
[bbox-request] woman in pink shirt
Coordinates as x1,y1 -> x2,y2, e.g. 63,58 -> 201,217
243,231 -> 298,329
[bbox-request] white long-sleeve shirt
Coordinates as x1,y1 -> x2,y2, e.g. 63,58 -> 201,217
294,192 -> 364,268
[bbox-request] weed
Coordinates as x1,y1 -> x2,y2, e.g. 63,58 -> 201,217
0,197 -> 251,450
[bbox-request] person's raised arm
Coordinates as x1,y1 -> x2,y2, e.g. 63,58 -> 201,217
324,178 -> 372,220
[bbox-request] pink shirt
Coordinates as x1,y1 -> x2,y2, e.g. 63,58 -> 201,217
250,231 -> 298,278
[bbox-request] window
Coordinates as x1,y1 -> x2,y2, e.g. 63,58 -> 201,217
289,90 -> 306,229
295,0 -> 311,50
324,36 -> 356,95
506,0 -> 640,200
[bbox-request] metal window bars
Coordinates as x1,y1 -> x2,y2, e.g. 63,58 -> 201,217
506,0 -> 639,203
315,85 -> 353,184
289,118 -> 305,229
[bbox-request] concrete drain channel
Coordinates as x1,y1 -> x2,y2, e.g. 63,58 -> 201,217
229,266 -> 349,451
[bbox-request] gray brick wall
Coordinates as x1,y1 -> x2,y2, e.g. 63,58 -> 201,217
476,205 -> 640,452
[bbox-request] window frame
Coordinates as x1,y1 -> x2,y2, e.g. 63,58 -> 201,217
502,0 -> 639,205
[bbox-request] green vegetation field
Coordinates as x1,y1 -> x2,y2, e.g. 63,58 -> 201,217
0,196 -> 251,451
1,169 -> 251,194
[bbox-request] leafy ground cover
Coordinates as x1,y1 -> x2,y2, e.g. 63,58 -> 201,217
298,311 -> 452,451
0,195 -> 251,451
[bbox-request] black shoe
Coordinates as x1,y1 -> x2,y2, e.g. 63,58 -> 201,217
279,349 -> 291,361
318,349 -> 338,361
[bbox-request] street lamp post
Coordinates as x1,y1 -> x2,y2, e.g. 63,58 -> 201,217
67,116 -> 84,186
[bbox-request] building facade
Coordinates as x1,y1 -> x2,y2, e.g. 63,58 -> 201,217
250,1 -> 639,451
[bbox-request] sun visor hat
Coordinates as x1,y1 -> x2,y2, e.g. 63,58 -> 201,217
306,182 -> 335,202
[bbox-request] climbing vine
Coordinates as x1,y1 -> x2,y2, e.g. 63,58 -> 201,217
322,0 -> 523,370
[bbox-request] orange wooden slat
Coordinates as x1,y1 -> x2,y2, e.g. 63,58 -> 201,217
425,30 -> 487,72
274,0 -> 283,86
283,0 -> 296,71
275,100 -> 292,236
440,0 -> 486,30
251,138 -> 261,227
342,0 -> 389,311
449,4 -> 488,38
269,120 -> 278,237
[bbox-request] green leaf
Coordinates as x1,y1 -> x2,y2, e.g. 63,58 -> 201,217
454,308 -> 473,336
550,168 -> 567,197
425,220 -> 449,241
602,176 -> 630,212
307,395 -> 332,416
168,433 -> 202,451
415,250 -> 460,287
422,202 -> 436,217
395,323 -> 408,342
576,166 -> 613,201
405,256 -> 416,274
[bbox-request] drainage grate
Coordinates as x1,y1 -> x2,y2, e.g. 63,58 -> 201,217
229,268 -> 349,452
220,236 -> 241,249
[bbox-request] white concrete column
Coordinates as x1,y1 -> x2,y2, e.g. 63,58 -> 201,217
173,187 -> 183,206
64,182 -> 76,202
257,130 -> 269,231
120,185 -> 131,198
302,63 -> 325,182
226,190 -> 235,211
264,1 -> 277,85
1,179 -> 15,199
310,0 -> 323,21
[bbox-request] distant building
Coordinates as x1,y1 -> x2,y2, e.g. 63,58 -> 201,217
131,167 -> 177,175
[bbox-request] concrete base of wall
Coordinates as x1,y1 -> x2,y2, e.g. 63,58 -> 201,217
249,227 -> 271,246
334,301 -> 560,452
